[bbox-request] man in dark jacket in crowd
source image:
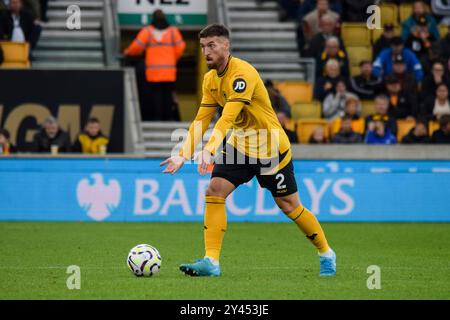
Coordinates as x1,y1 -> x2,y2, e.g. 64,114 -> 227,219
331,115 -> 363,143
384,75 -> 418,119
350,60 -> 382,100
431,114 -> 450,143
0,0 -> 41,51
32,116 -> 71,153
373,23 -> 396,59
401,119 -> 431,143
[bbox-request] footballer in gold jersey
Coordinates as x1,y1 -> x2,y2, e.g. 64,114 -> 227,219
160,24 -> 336,277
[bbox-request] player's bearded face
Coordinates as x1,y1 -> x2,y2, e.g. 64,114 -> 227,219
200,36 -> 229,70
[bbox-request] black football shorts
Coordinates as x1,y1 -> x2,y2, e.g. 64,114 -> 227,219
211,144 -> 298,197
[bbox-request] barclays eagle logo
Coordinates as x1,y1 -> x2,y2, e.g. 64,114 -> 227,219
76,173 -> 121,221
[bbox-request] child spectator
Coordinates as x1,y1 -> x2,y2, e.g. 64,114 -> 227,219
72,117 -> 109,154
0,128 -> 17,154
401,119 -> 431,143
430,114 -> 450,143
365,120 -> 397,145
330,95 -> 365,135
331,115 -> 363,144
31,116 -> 71,153
309,126 -> 328,144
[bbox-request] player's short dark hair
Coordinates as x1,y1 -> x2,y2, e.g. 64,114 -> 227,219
86,117 -> 100,124
198,24 -> 230,39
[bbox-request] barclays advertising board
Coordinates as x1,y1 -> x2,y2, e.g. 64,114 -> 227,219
0,158 -> 449,222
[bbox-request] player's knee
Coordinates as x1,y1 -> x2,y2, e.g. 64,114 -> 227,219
205,184 -> 225,198
276,197 -> 301,214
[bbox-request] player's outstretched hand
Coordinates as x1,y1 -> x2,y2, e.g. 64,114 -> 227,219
196,149 -> 213,176
160,155 -> 186,174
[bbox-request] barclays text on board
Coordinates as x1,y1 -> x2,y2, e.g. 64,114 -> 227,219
0,158 -> 449,222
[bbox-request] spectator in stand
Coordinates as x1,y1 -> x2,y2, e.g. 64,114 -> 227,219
422,61 -> 450,99
439,25 -> 450,61
72,117 -> 109,154
331,115 -> 363,144
276,111 -> 298,143
430,114 -> 450,143
32,116 -> 71,153
365,94 -> 398,136
303,13 -> 339,58
365,120 -> 397,145
373,23 -> 396,64
298,0 -> 342,19
123,9 -> 186,121
0,0 -> 41,54
421,83 -> 450,120
301,0 -> 340,43
432,0 -> 450,25
0,128 -> 17,154
330,95 -> 365,135
316,36 -> 349,78
314,58 -> 349,101
384,75 -> 418,119
401,119 -> 431,143
341,0 -> 374,22
402,0 -> 440,41
405,15 -> 437,64
265,79 -> 292,118
391,54 -> 418,93
309,126 -> 328,144
350,60 -> 382,100
322,80 -> 358,121
373,36 -> 424,84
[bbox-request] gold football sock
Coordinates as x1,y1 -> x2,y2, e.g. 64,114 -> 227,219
287,205 -> 330,254
204,196 -> 227,261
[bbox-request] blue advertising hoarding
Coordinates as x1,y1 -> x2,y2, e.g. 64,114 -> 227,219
0,158 -> 449,222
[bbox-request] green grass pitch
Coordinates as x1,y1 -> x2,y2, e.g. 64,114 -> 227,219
0,222 -> 449,299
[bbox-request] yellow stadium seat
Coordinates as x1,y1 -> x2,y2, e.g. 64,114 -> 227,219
361,100 -> 376,117
396,119 -> 416,141
429,120 -> 440,136
399,3 -> 413,23
341,22 -> 372,46
296,119 -> 329,143
347,46 -> 373,67
275,81 -> 313,105
0,41 -> 30,68
380,3 -> 399,26
291,100 -> 321,120
439,24 -> 449,38
330,117 -> 366,136
372,25 -> 401,43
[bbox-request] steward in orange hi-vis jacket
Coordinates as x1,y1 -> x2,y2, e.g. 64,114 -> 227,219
124,11 -> 186,82
124,9 -> 186,121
